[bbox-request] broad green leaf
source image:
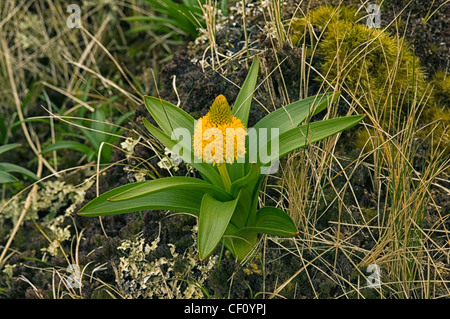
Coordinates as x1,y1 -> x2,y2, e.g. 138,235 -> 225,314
229,163 -> 260,198
142,117 -> 190,160
41,141 -> 93,157
144,96 -> 195,136
228,56 -> 259,181
227,162 -> 246,184
198,192 -> 241,260
251,92 -> 339,134
246,174 -> 265,227
0,171 -> 18,184
123,16 -> 180,25
108,176 -> 232,202
142,118 -> 223,187
140,0 -> 202,36
183,0 -> 203,9
248,206 -> 298,237
158,0 -> 202,35
0,163 -> 39,182
90,109 -> 109,148
127,24 -> 173,35
229,186 -> 252,229
78,181 -> 205,217
232,56 -> 259,127
223,223 -> 258,261
224,206 -> 297,261
0,143 -> 21,156
276,115 -> 364,160
0,117 -> 7,144
250,115 -> 364,165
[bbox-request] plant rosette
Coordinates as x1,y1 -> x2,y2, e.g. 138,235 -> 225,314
78,57 -> 364,261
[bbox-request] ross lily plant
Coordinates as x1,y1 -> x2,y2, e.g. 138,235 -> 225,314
78,57 -> 364,261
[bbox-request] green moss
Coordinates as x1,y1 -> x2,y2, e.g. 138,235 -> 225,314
424,71 -> 450,156
430,70 -> 450,108
353,127 -> 378,154
361,208 -> 378,223
324,21 -> 425,108
290,5 -> 449,155
420,105 -> 450,157
290,5 -> 361,46
291,5 -> 427,114
118,218 -> 144,239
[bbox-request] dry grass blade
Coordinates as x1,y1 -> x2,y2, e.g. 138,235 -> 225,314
258,1 -> 450,299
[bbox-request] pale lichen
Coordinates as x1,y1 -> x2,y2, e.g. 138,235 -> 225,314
40,216 -> 72,256
2,264 -> 16,278
115,229 -> 217,299
120,137 -> 140,159
1,180 -> 93,224
1,179 -> 93,257
156,148 -> 182,172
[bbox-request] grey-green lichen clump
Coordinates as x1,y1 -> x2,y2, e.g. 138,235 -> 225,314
115,227 -> 217,299
1,180 -> 94,257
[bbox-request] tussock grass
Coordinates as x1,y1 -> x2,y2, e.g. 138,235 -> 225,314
254,1 -> 450,299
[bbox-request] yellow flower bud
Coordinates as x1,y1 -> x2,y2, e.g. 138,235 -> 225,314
193,95 -> 247,164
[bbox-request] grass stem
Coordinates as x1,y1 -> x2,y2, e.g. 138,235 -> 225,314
217,163 -> 232,192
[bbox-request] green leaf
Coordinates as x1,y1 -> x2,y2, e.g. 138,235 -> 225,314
0,117 -> 7,144
277,115 -> 364,160
0,171 -> 18,184
78,181 -> 206,217
198,192 -> 241,260
223,223 -> 258,261
127,24 -> 173,35
90,109 -> 109,147
232,56 -> 259,127
227,162 -> 246,184
249,206 -> 298,237
224,206 -> 298,261
41,141 -> 93,156
0,163 -> 39,182
251,115 -> 364,165
142,118 -> 223,187
0,143 -> 21,156
139,0 -> 202,36
142,117 -> 189,159
229,186 -> 252,229
123,16 -> 180,25
251,92 -> 338,134
229,163 -> 260,198
247,174 -> 265,227
228,57 -> 259,181
143,96 -> 195,136
107,176 -> 232,202
113,111 -> 134,132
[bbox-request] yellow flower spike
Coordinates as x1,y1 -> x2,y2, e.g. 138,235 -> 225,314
193,95 -> 247,166
209,94 -> 233,125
